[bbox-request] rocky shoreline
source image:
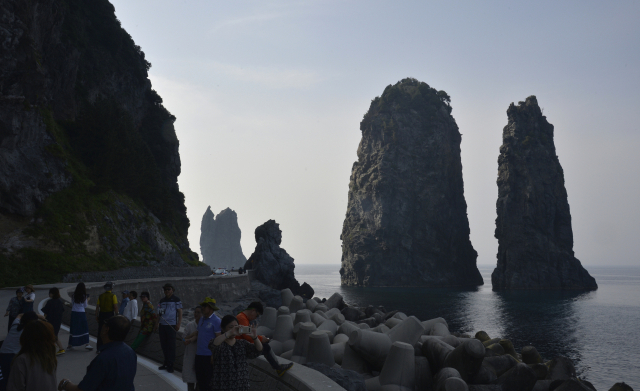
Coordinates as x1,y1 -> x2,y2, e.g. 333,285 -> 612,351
201,285 -> 633,391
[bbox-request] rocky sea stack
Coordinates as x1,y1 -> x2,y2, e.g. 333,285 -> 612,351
340,78 -> 482,287
199,206 -> 247,270
492,96 -> 597,290
244,220 -> 314,298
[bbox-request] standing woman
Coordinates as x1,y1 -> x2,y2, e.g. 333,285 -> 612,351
182,306 -> 202,391
6,320 -> 58,391
68,283 -> 93,351
130,292 -> 157,351
21,285 -> 35,313
41,288 -> 66,356
208,315 -> 263,391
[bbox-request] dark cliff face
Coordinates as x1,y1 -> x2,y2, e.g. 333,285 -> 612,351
244,220 -> 314,298
492,96 -> 597,290
199,207 -> 247,269
340,78 -> 482,287
0,0 -> 198,286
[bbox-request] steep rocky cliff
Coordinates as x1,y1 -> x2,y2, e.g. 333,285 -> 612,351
199,206 -> 247,269
0,0 -> 198,286
492,96 -> 597,290
340,78 -> 482,287
244,220 -> 314,298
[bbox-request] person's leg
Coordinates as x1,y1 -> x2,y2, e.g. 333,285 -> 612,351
7,316 -> 15,333
166,326 -> 176,371
261,343 -> 281,369
194,355 -> 212,391
158,325 -> 169,368
130,333 -> 147,351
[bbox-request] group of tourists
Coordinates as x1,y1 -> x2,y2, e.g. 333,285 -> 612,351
1,280 -> 294,391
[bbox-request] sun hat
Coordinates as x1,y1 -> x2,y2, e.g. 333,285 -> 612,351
200,297 -> 220,311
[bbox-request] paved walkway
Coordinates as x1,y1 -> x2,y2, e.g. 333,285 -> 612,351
1,285 -> 188,391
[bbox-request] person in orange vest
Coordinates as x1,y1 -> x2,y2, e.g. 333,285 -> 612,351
236,302 -> 293,376
95,282 -> 118,351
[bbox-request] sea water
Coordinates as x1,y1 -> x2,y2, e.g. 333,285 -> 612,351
295,264 -> 640,390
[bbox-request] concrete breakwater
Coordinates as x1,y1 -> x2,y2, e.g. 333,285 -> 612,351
58,275 -> 346,391
62,265 -> 212,283
263,289 -> 634,391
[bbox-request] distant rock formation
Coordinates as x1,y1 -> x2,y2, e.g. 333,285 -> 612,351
244,220 -> 314,298
340,78 -> 483,287
200,207 -> 247,269
492,96 -> 597,290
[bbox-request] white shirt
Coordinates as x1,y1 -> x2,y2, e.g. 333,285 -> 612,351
123,299 -> 139,321
71,297 -> 88,312
25,292 -> 35,302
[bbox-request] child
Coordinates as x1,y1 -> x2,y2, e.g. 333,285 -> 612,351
130,292 -> 157,351
123,291 -> 139,321
4,289 -> 23,333
21,285 -> 35,313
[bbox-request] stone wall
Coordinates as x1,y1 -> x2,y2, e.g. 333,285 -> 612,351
62,266 -> 212,283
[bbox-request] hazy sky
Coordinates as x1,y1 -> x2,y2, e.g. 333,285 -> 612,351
111,1 -> 640,267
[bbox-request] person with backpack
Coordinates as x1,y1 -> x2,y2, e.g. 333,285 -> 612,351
95,282 -> 118,350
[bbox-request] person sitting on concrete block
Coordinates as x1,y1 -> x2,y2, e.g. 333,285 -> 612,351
237,301 -> 293,377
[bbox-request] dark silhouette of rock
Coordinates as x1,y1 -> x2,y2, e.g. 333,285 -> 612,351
244,220 -> 314,298
492,96 -> 597,290
340,78 -> 482,287
199,206 -> 247,269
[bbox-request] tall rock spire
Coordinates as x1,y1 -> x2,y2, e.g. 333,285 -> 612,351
492,96 -> 597,290
340,78 -> 483,287
199,206 -> 247,269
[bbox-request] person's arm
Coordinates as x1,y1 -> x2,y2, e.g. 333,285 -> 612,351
212,325 -> 240,346
24,294 -> 34,303
95,296 -> 101,320
249,325 -> 263,352
113,294 -> 119,315
175,308 -> 182,331
58,379 -> 83,391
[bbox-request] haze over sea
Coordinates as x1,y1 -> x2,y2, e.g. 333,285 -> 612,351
295,264 -> 640,390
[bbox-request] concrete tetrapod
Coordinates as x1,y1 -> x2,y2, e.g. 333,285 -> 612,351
325,292 -> 345,310
333,333 -> 350,344
442,338 -> 486,382
306,298 -> 318,312
318,319 -> 338,337
329,313 -> 346,325
415,356 -> 434,391
341,343 -> 370,374
435,368 -> 468,391
521,346 -> 543,365
372,324 -> 391,333
379,341 -> 416,391
331,342 -> 346,365
306,331 -> 335,367
278,306 -> 291,317
261,307 -> 278,330
338,321 -> 360,336
392,312 -> 408,321
421,337 -> 455,373
496,363 -> 537,391
324,308 -> 341,318
294,310 -> 312,325
291,322 -> 316,364
281,289 -> 294,308
430,322 -> 451,337
314,304 -> 330,313
385,318 -> 403,329
310,313 -> 327,327
289,295 -> 306,313
273,315 -> 295,342
422,318 -> 448,334
348,328 -> 393,370
386,316 -> 426,345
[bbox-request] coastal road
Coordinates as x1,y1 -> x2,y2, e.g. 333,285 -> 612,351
1,284 -> 188,391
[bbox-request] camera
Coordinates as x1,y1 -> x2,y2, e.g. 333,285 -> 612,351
238,326 -> 251,334
158,308 -> 166,316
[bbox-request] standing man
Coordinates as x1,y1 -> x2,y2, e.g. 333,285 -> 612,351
4,289 -> 23,333
155,283 -> 182,373
237,301 -> 293,376
184,297 -> 221,391
58,316 -> 137,391
118,290 -> 130,316
95,282 -> 118,350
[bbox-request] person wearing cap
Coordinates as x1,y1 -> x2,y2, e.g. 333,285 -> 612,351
154,283 -> 182,373
118,290 -> 130,316
130,292 -> 157,351
237,301 -> 293,376
4,288 -> 23,333
183,297 -> 221,391
95,282 -> 118,350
